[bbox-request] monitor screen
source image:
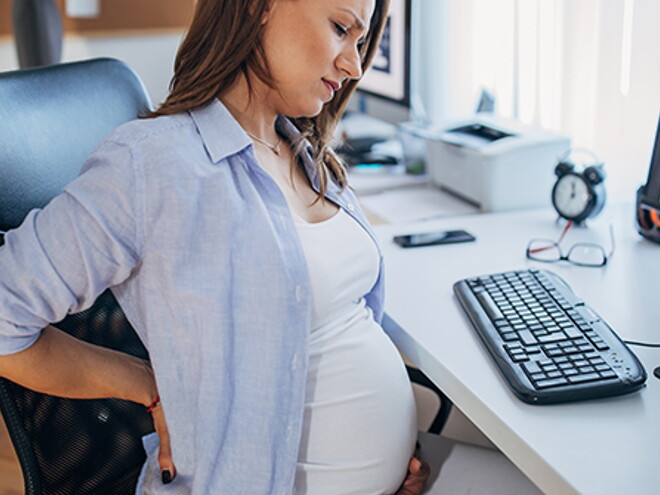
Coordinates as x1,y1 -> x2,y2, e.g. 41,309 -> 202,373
644,110 -> 660,206
358,0 -> 411,107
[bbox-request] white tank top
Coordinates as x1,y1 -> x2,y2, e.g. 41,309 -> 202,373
294,208 -> 417,495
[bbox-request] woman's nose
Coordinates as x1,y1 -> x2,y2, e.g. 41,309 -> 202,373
337,46 -> 362,80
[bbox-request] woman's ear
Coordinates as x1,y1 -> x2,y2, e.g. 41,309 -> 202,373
255,0 -> 275,25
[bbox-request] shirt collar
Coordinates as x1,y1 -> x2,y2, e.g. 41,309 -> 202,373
189,99 -> 252,164
189,100 -> 343,198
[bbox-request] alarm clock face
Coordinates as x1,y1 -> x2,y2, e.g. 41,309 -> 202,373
552,173 -> 592,220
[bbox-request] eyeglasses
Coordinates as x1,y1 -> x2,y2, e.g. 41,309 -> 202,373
526,221 -> 615,267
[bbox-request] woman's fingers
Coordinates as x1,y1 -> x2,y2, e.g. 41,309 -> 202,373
151,405 -> 176,484
395,456 -> 431,495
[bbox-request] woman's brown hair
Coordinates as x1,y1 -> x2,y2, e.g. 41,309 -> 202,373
150,0 -> 390,197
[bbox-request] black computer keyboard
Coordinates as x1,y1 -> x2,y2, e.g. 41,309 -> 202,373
453,269 -> 647,404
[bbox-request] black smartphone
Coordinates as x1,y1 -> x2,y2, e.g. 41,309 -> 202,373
393,229 -> 476,248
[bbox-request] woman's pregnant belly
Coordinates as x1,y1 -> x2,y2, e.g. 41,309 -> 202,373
295,304 -> 417,495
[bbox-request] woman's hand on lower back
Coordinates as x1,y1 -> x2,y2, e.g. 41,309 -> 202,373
150,401 -> 176,484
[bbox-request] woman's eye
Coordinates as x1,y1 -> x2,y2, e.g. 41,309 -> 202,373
334,22 -> 348,37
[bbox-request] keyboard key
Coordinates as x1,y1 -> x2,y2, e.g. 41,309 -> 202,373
522,361 -> 543,375
535,377 -> 569,388
511,354 -> 529,363
592,340 -> 610,351
538,332 -> 568,344
475,289 -> 505,321
578,366 -> 596,373
568,373 -> 601,384
518,329 -> 538,346
564,326 -> 584,339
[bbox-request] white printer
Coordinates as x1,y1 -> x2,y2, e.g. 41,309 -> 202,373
426,116 -> 570,212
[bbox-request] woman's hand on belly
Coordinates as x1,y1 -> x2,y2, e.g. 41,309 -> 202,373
395,455 -> 431,495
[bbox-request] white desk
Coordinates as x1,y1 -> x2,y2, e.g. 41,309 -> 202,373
377,201 -> 660,495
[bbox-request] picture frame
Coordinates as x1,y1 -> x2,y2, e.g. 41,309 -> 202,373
358,0 -> 411,106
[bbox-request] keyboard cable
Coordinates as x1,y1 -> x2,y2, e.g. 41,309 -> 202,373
624,340 -> 660,348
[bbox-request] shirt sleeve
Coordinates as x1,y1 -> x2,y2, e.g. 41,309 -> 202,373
0,139 -> 141,355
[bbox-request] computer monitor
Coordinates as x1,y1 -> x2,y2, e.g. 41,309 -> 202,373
358,0 -> 411,107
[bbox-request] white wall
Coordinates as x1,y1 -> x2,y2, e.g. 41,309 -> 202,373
3,1 -> 659,204
0,31 -> 183,107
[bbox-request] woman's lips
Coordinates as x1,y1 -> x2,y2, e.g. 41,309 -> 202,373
322,79 -> 340,98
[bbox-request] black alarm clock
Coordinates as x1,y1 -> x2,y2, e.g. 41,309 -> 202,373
551,149 -> 606,223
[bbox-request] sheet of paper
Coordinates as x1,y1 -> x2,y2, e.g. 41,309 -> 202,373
348,167 -> 428,195
359,186 -> 479,224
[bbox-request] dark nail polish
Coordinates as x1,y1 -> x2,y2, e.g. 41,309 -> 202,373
162,470 -> 172,484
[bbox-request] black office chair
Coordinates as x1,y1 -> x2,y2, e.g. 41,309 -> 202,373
0,58 -> 153,495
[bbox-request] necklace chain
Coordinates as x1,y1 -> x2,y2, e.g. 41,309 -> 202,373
247,132 -> 282,156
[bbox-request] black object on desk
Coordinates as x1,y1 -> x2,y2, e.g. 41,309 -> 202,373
654,367 -> 660,380
453,269 -> 647,404
635,107 -> 660,244
336,136 -> 399,166
394,229 -> 476,248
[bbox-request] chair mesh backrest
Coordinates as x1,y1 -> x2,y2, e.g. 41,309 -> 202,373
0,58 -> 153,494
0,292 -> 154,495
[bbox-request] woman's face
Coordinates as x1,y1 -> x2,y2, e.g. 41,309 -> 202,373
259,0 -> 376,117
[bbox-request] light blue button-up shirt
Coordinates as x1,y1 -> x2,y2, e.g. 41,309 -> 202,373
0,100 -> 385,494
